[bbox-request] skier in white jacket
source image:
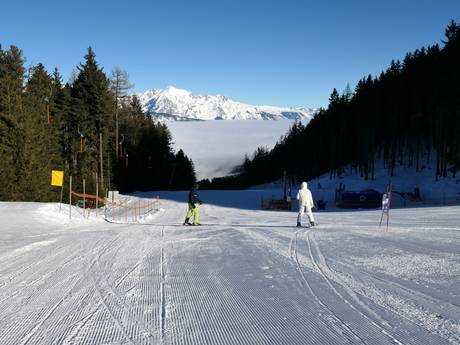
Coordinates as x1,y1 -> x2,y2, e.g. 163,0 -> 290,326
296,182 -> 315,227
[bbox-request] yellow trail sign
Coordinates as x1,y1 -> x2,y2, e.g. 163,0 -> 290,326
51,170 -> 64,187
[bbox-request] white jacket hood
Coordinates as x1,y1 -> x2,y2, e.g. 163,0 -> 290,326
301,182 -> 308,189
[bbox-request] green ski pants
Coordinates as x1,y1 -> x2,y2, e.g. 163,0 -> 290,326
185,203 -> 199,224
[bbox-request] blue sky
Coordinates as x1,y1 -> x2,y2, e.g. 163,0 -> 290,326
1,0 -> 459,107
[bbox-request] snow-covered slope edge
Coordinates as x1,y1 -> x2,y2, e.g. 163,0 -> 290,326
137,86 -> 316,121
252,161 -> 460,207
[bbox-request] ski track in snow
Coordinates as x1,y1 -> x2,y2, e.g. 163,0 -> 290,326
0,197 -> 459,344
289,230 -> 367,344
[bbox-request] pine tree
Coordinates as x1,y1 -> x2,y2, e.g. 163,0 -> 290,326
71,47 -> 114,192
343,83 -> 353,102
51,70 -> 73,170
442,20 -> 460,46
19,63 -> 60,201
328,88 -> 340,108
0,46 -> 26,200
170,149 -> 196,190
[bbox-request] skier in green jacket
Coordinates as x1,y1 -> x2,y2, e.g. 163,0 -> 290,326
183,184 -> 202,225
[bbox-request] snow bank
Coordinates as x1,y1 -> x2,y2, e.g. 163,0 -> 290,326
252,161 -> 460,207
309,163 -> 460,206
35,203 -> 107,226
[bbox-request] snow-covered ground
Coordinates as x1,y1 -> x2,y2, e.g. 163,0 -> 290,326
167,120 -> 294,179
257,161 -> 460,207
1,193 -> 459,345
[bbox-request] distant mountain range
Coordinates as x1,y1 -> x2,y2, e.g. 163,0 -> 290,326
136,86 -> 316,121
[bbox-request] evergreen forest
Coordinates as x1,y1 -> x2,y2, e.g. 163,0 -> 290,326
201,21 -> 460,189
0,47 -> 196,201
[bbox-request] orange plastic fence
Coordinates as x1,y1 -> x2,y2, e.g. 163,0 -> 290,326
71,190 -> 160,222
71,190 -> 128,208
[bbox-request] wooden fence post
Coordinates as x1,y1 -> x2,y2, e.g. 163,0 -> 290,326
96,172 -> 99,218
83,179 -> 86,218
69,176 -> 72,220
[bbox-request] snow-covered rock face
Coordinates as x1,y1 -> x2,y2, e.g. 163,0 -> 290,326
136,86 -> 316,121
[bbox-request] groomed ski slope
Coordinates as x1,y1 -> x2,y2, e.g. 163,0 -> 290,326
0,192 -> 459,345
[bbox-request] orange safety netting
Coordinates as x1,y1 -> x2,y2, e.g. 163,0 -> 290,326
71,190 -> 128,208
72,191 -> 158,210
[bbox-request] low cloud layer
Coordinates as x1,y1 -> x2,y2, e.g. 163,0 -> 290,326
167,120 -> 294,180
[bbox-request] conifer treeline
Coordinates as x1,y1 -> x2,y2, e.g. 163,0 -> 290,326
207,21 -> 460,189
0,46 -> 196,201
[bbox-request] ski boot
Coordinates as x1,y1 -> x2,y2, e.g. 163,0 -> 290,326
310,221 -> 315,227
296,222 -> 302,227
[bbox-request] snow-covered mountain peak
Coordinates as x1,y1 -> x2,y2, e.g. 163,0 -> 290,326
136,87 -> 317,121
162,85 -> 190,96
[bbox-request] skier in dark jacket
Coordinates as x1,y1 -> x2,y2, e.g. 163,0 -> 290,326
184,183 -> 202,225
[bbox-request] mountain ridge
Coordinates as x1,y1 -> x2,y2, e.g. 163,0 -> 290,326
136,86 -> 316,121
